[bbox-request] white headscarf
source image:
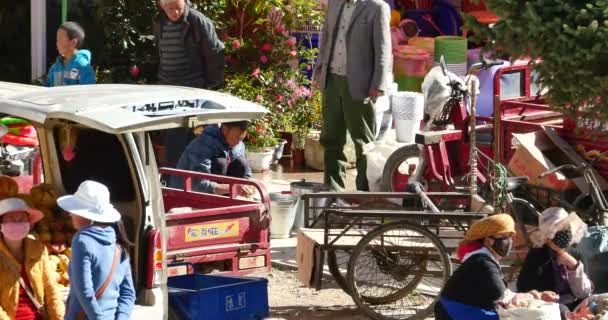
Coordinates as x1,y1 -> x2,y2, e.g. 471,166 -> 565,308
531,207 -> 587,248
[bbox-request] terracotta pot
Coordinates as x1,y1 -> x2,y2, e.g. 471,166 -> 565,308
292,149 -> 305,167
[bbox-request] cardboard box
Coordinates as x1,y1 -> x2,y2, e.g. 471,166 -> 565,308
507,128 -> 608,192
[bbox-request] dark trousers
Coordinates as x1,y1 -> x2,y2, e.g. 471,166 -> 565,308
320,74 -> 376,191
211,157 -> 249,178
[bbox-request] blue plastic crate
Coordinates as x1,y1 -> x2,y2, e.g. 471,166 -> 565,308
168,274 -> 269,320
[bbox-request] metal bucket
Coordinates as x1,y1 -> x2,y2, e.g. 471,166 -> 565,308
290,180 -> 329,232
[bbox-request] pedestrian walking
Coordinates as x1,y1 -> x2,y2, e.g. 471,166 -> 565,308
153,0 -> 226,167
313,0 -> 392,191
58,181 -> 135,320
47,21 -> 96,87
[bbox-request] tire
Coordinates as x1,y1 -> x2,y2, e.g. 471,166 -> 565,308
326,200 -> 404,295
509,197 -> 540,248
346,222 -> 452,320
381,144 -> 422,192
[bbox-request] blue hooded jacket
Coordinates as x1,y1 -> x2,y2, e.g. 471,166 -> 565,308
171,124 -> 252,193
47,49 -> 96,87
65,225 -> 135,320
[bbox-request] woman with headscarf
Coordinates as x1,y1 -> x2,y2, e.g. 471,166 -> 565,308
0,197 -> 65,320
517,208 -> 593,313
435,213 -> 527,320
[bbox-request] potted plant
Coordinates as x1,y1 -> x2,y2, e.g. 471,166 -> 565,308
245,118 -> 279,172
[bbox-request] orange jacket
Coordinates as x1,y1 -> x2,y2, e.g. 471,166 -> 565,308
0,236 -> 64,320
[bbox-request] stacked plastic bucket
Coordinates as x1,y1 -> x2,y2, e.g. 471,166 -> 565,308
434,36 -> 468,76
394,45 -> 429,92
390,91 -> 424,143
408,37 -> 435,69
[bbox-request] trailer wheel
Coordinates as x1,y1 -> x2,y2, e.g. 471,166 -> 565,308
347,222 -> 451,320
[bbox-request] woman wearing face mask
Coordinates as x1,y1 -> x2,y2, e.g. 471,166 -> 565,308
57,181 -> 135,320
0,197 -> 65,320
517,208 -> 592,313
435,213 -> 526,320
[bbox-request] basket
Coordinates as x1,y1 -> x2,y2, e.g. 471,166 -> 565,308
434,36 -> 467,64
168,274 -> 269,320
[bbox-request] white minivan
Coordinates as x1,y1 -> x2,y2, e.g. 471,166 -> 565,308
0,82 -> 267,319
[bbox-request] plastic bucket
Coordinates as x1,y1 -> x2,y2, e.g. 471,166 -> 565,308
390,92 -> 424,143
269,192 -> 297,239
434,36 -> 467,64
290,180 -> 328,232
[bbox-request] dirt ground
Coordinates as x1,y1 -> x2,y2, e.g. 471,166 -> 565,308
266,267 -> 368,320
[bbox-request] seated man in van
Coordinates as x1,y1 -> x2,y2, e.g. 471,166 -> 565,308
170,121 -> 255,196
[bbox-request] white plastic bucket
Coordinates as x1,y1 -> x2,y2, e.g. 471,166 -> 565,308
269,192 -> 297,239
390,91 -> 424,143
246,150 -> 274,172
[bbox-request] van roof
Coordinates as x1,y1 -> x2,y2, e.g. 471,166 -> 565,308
0,83 -> 267,134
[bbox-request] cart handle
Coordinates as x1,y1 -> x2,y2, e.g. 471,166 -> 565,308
538,150 -> 608,178
159,167 -> 270,205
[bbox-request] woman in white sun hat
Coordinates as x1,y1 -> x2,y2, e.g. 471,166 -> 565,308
0,197 -> 65,320
57,180 -> 135,320
517,207 -> 593,314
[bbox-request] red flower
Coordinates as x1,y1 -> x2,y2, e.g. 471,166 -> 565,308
129,65 -> 140,78
261,43 -> 273,52
252,68 -> 261,77
276,95 -> 284,103
276,25 -> 285,34
260,55 -> 268,64
255,125 -> 265,133
286,36 -> 297,47
232,40 -> 241,49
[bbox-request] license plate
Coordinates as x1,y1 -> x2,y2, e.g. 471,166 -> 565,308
238,255 -> 266,270
185,221 -> 240,242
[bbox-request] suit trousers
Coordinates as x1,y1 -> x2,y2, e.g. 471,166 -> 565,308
321,74 -> 376,191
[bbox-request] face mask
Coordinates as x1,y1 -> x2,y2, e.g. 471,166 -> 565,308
1,222 -> 30,241
553,229 -> 572,249
490,237 -> 513,258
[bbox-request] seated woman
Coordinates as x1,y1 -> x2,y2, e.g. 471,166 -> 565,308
435,214 -> 520,320
517,208 -> 593,312
0,197 -> 64,319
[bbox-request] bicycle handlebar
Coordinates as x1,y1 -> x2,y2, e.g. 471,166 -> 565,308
538,150 -> 608,178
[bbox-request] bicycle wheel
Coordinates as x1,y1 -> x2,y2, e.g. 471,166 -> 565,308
509,197 -> 540,248
346,222 -> 452,320
327,200 -> 404,294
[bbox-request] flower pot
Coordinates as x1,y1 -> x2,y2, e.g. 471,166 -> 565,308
292,149 -> 305,168
273,140 -> 288,161
246,150 -> 274,173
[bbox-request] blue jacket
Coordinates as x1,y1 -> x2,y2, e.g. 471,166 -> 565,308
172,125 -> 252,193
47,50 -> 96,86
65,225 -> 135,320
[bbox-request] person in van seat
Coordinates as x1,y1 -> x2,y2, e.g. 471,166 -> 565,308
47,21 -> 96,87
154,0 -> 226,167
171,121 -> 255,196
57,181 -> 135,320
0,197 -> 65,320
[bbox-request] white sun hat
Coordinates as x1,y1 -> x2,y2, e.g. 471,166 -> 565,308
57,180 -> 121,223
531,207 -> 587,248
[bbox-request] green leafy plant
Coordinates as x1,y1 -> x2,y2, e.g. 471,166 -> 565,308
466,0 -> 608,130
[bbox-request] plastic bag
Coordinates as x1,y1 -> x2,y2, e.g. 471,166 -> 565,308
570,226 -> 608,293
498,300 -> 561,320
421,65 -> 479,123
363,141 -> 402,192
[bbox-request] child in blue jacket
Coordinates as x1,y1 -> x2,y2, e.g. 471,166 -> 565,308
47,21 -> 96,86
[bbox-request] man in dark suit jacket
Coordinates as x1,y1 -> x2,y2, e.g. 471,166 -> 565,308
314,0 -> 391,191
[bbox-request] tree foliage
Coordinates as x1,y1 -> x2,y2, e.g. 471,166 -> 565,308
467,0 -> 608,129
